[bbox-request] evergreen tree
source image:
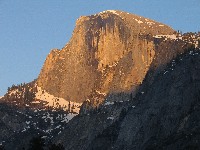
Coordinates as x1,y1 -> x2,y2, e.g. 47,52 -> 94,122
28,136 -> 45,150
48,143 -> 65,150
0,145 -> 5,150
24,86 -> 35,103
68,101 -> 71,113
7,87 -> 10,92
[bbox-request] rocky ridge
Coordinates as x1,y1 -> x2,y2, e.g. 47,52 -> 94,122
36,10 -> 175,106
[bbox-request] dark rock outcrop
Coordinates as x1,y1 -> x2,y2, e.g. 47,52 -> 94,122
114,49 -> 200,150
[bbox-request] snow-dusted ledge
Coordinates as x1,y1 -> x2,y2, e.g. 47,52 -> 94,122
35,86 -> 82,113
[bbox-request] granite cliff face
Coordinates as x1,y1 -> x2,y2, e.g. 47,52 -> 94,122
37,10 -> 175,104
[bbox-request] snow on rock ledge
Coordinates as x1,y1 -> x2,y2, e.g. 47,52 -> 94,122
35,86 -> 82,113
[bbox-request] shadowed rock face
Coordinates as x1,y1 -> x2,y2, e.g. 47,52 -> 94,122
37,10 -> 175,104
53,49 -> 200,150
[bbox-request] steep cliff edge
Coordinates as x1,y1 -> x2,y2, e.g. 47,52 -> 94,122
37,10 -> 175,104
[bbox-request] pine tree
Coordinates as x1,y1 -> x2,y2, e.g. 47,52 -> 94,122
0,145 -> 5,150
28,136 -> 45,150
48,143 -> 65,150
68,101 -> 71,113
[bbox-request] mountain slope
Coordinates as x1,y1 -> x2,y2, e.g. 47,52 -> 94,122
0,10 -> 200,149
114,49 -> 200,150
0,102 -> 76,150
54,49 -> 200,150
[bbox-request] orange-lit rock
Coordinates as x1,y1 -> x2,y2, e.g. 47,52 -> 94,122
37,10 -> 175,104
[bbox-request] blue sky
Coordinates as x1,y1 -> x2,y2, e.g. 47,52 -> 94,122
0,0 -> 200,95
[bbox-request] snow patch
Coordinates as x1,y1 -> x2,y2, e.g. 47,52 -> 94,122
42,112 -> 54,124
104,101 -> 114,106
26,121 -> 30,125
35,86 -> 82,113
195,41 -> 199,48
189,51 -> 193,55
154,34 -> 177,40
164,71 -> 169,75
32,101 -> 41,104
146,21 -> 155,25
61,113 -> 77,123
106,10 -> 119,15
96,90 -> 107,96
86,99 -> 90,102
8,89 -> 19,96
99,10 -> 119,16
108,62 -> 118,68
59,57 -> 65,60
135,19 -> 143,24
107,117 -> 114,120
55,125 -> 62,129
21,128 -> 26,132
